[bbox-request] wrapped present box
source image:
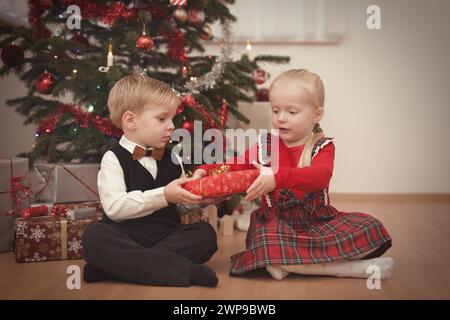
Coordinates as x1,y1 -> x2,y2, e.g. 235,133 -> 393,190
33,163 -> 100,203
53,201 -> 102,221
22,201 -> 102,221
14,215 -> 101,263
66,207 -> 98,221
182,168 -> 259,198
1,157 -> 32,252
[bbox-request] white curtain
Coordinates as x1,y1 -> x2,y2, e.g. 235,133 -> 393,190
212,0 -> 349,42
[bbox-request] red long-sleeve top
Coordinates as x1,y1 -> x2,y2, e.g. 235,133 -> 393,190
196,139 -> 335,202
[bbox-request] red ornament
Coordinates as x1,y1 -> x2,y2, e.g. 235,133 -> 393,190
35,72 -> 56,94
1,44 -> 24,67
136,34 -> 154,51
182,120 -> 195,133
252,68 -> 269,85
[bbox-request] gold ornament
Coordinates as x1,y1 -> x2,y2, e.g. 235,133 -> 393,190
173,7 -> 188,23
200,24 -> 212,40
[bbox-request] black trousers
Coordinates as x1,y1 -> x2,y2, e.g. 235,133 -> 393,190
81,221 -> 218,287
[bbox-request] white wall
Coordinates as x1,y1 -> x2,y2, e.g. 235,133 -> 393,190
223,0 -> 450,194
0,75 -> 35,157
1,0 -> 449,193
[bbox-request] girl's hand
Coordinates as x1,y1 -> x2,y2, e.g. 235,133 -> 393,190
245,162 -> 275,202
191,168 -> 207,180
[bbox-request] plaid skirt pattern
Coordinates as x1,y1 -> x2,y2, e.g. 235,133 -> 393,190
230,189 -> 392,275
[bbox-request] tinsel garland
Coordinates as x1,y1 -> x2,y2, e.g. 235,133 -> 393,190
178,95 -> 218,129
162,28 -> 188,63
183,20 -> 233,93
28,0 -> 51,39
60,0 -> 169,26
37,104 -> 122,138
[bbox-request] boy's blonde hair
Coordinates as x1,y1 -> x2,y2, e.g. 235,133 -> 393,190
269,69 -> 326,168
108,74 -> 180,128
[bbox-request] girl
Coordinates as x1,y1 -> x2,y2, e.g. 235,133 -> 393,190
194,69 -> 393,280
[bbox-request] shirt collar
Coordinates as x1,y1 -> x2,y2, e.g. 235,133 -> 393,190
119,135 -> 154,155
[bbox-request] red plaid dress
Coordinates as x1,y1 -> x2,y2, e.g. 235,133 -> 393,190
230,187 -> 392,274
197,134 -> 392,275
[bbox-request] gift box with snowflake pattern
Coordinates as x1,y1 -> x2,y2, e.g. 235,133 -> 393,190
14,215 -> 100,263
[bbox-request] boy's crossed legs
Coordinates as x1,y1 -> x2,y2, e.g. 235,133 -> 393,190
82,221 -> 218,287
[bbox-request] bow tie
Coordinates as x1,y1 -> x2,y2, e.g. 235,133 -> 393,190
132,146 -> 165,161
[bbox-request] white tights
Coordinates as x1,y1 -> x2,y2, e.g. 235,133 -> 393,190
266,248 -> 394,281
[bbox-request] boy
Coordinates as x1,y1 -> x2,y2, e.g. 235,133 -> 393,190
82,74 -> 218,287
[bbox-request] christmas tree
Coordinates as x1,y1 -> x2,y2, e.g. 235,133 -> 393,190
0,0 -> 289,167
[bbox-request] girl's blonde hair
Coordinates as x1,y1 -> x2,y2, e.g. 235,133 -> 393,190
269,69 -> 325,168
108,74 -> 180,128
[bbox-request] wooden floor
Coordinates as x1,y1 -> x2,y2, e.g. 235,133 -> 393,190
1,195 -> 449,300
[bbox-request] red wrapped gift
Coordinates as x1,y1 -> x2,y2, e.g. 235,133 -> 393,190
183,166 -> 259,198
14,215 -> 101,263
19,205 -> 48,220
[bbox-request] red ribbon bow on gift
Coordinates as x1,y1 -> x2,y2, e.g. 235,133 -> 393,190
9,176 -> 32,213
51,204 -> 69,218
1,157 -> 33,216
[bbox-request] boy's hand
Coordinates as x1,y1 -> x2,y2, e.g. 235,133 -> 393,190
191,168 -> 207,180
245,162 -> 275,202
164,177 -> 203,205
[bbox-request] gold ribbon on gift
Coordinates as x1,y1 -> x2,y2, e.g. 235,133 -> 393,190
60,218 -> 68,260
209,165 -> 230,176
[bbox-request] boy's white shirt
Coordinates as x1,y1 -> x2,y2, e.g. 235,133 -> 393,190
98,135 -> 185,222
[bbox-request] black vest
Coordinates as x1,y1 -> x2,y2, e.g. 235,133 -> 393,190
103,144 -> 182,228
